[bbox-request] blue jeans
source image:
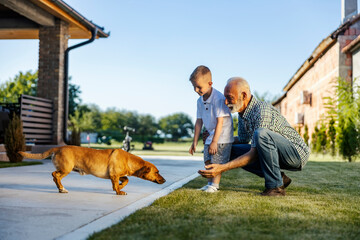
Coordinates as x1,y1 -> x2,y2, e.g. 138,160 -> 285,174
230,128 -> 302,189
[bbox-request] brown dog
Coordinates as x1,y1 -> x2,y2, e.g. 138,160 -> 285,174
19,146 -> 166,195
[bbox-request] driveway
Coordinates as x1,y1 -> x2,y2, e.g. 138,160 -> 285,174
0,156 -> 203,240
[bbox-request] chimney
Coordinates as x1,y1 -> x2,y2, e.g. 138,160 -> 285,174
342,0 -> 358,23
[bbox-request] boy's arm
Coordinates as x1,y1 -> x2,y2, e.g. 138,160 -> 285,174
189,119 -> 203,155
209,117 -> 223,155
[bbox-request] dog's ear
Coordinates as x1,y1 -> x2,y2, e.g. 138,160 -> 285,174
133,166 -> 150,178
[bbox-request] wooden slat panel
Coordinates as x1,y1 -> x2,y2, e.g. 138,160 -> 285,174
22,98 -> 53,108
22,128 -> 52,134
20,95 -> 54,144
21,94 -> 52,103
21,104 -> 53,113
21,110 -> 52,119
21,116 -> 52,124
25,134 -> 53,139
23,122 -> 52,129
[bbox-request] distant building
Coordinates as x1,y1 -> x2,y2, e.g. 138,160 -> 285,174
273,0 -> 360,141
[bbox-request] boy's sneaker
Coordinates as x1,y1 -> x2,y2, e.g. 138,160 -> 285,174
198,185 -> 210,191
204,185 -> 218,193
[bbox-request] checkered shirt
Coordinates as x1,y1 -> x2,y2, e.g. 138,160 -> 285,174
238,96 -> 310,167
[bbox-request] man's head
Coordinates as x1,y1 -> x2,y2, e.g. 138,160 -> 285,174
224,77 -> 251,114
189,65 -> 212,97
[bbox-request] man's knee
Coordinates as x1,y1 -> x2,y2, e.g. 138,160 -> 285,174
230,144 -> 251,160
254,128 -> 270,147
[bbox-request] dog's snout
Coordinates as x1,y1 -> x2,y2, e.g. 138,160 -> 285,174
154,176 -> 166,184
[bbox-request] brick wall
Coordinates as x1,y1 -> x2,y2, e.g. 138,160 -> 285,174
38,18 -> 69,144
278,23 -> 360,145
282,42 -> 339,141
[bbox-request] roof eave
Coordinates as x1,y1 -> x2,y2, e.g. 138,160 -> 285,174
272,92 -> 287,106
283,13 -> 360,92
51,0 -> 109,38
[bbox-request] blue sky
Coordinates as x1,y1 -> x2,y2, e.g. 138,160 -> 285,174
0,0 -> 348,121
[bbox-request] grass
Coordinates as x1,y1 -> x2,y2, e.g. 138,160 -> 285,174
83,141 -> 204,157
88,155 -> 360,240
0,161 -> 42,168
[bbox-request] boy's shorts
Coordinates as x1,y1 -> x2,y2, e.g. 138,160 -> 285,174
203,143 -> 232,164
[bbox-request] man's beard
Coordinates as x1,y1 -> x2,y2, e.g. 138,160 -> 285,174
227,100 -> 243,113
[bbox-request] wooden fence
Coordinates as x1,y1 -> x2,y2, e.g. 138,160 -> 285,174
20,95 -> 54,144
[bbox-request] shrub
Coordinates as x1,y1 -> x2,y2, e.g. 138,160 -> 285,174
335,78 -> 360,162
303,124 -> 309,146
328,118 -> 336,156
311,126 -> 319,153
315,122 -> 328,154
4,113 -> 25,163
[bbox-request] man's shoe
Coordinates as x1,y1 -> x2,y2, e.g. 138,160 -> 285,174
281,172 -> 292,189
260,187 -> 285,196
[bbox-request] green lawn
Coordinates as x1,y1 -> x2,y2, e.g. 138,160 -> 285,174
89,155 -> 360,240
0,161 -> 42,168
83,141 -> 204,157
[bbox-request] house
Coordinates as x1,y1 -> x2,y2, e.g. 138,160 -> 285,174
0,0 -> 109,145
273,0 -> 360,141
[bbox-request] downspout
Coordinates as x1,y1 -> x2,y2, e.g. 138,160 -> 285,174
63,27 -> 98,144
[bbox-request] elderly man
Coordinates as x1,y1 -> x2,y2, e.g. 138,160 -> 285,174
199,77 -> 310,196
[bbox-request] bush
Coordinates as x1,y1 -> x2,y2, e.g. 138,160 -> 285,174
4,113 -> 25,163
303,124 -> 309,146
335,78 -> 360,162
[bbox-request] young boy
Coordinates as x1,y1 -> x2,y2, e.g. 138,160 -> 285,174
189,65 -> 234,193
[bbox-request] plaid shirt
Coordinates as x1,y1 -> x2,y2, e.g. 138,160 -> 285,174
238,96 -> 309,167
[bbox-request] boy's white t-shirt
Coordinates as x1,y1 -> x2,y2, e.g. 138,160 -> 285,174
196,88 -> 234,145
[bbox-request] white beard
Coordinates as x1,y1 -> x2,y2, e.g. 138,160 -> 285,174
227,102 -> 243,113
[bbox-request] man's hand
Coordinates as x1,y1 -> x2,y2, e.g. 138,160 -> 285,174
202,130 -> 209,144
189,142 -> 196,155
209,141 -> 218,155
198,164 -> 224,178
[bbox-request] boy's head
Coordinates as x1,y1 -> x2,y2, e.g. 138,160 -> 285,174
189,65 -> 212,96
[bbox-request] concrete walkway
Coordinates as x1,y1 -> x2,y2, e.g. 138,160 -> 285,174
0,156 -> 203,240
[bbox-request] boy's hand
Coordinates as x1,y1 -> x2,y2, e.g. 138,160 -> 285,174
209,141 -> 218,155
189,143 -> 196,155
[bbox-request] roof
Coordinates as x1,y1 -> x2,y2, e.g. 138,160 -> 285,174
282,13 -> 360,92
342,33 -> 360,52
0,0 -> 109,39
271,92 -> 287,106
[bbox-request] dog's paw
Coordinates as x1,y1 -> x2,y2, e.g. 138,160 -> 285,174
59,188 -> 68,193
116,191 -> 127,195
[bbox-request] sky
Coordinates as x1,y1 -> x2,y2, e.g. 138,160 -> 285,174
0,0 -> 351,121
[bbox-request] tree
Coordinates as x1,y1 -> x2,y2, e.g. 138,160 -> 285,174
0,70 -> 37,102
68,77 -> 82,117
4,113 -> 26,162
335,78 -> 360,162
303,124 -> 309,146
315,122 -> 328,154
137,114 -> 158,141
159,113 -> 194,141
101,108 -> 126,130
311,126 -> 319,153
79,104 -> 102,131
328,118 -> 336,156
253,91 -> 280,103
232,114 -> 238,135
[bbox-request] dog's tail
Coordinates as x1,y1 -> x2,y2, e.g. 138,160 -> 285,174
18,148 -> 57,160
